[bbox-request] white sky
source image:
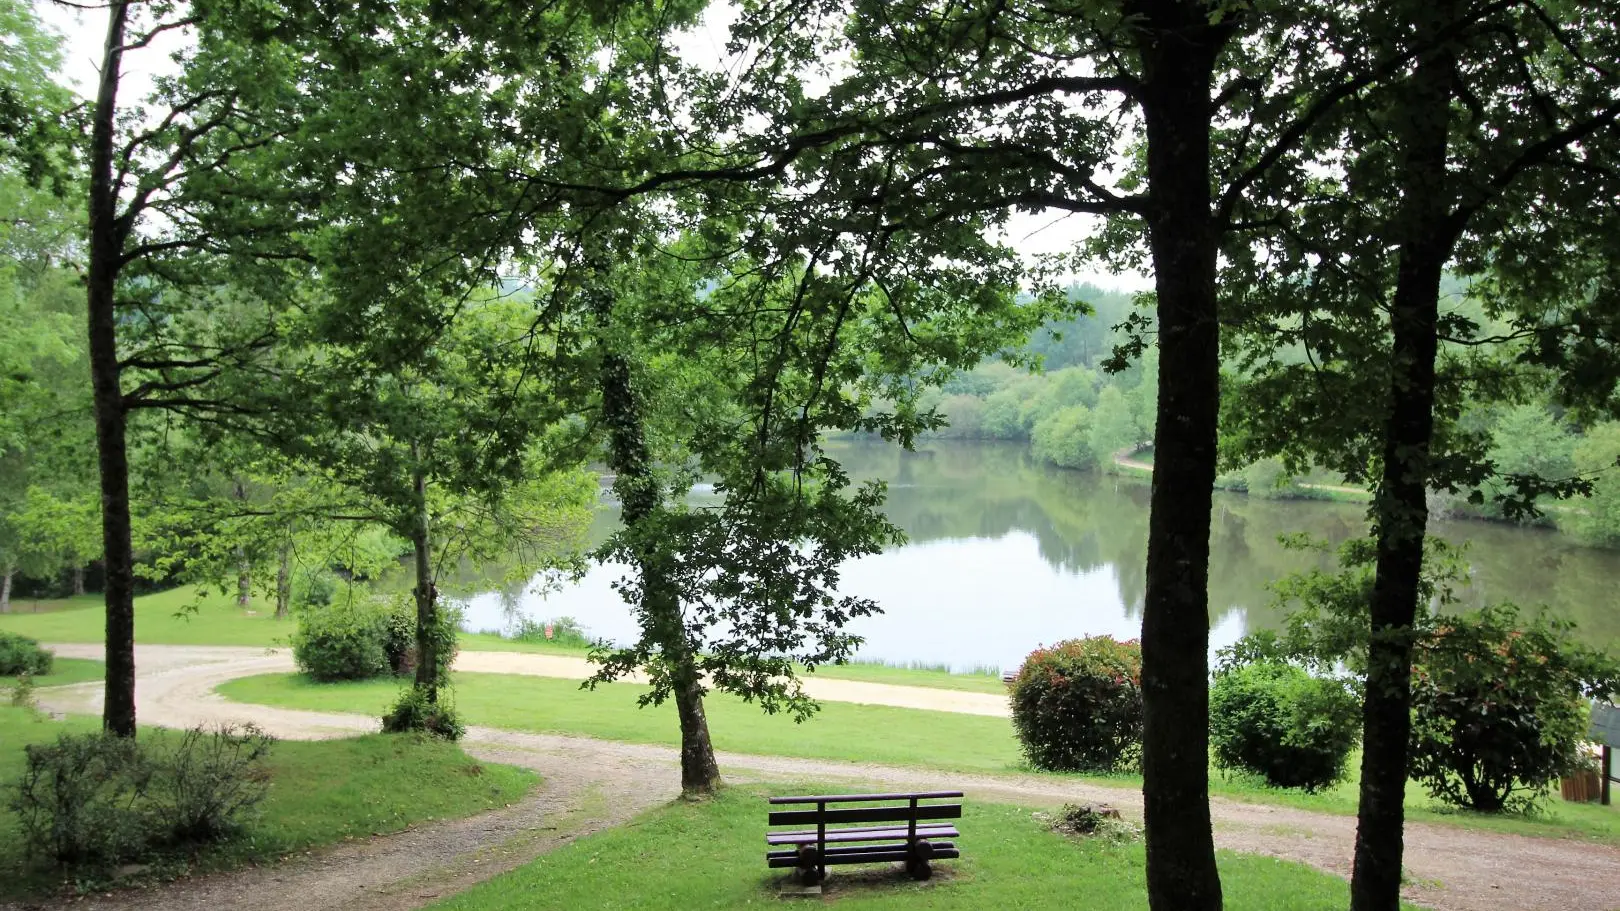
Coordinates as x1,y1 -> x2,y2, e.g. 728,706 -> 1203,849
32,0 -> 1149,292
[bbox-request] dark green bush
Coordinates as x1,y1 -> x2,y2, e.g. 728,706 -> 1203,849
1209,656 -> 1360,792
1010,636 -> 1143,772
291,600 -> 391,681
1410,604 -> 1620,812
8,724 -> 275,867
9,732 -> 151,865
0,631 -> 54,678
382,687 -> 465,740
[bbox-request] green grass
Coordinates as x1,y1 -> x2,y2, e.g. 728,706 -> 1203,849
0,589 -> 608,658
0,704 -> 537,897
220,672 -> 1023,772
0,590 -> 1005,695
221,671 -> 1620,845
805,661 -> 1008,695
428,784 -> 1404,911
4,657 -> 106,688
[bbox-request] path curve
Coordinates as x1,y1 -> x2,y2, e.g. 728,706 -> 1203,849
29,645 -> 1620,911
38,643 -> 1010,719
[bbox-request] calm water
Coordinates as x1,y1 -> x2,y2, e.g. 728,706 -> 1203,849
448,441 -> 1620,673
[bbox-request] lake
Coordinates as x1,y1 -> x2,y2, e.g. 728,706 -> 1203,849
447,441 -> 1620,673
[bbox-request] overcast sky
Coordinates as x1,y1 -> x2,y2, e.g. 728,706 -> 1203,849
32,0 -> 1149,292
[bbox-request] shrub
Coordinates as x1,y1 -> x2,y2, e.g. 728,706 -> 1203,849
1031,405 -> 1096,470
292,600 -> 391,681
9,725 -> 276,867
1209,656 -> 1360,791
0,631 -> 54,678
10,732 -> 151,865
511,616 -> 593,649
381,595 -> 418,676
382,687 -> 465,740
1409,603 -> 1620,812
145,725 -> 274,843
1010,636 -> 1143,772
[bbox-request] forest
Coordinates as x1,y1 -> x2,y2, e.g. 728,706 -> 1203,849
3,1 -> 1620,911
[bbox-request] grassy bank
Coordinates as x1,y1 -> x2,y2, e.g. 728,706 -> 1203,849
220,671 -> 1620,845
0,704 -> 537,898
427,784 -> 1403,911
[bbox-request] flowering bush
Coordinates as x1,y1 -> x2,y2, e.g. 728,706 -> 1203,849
1410,603 -> 1620,812
1010,636 -> 1143,772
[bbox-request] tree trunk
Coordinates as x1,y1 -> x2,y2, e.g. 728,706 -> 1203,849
1,570 -> 12,614
410,463 -> 440,702
1349,25 -> 1457,911
594,287 -> 721,796
88,1 -> 136,739
275,536 -> 292,620
1132,7 -> 1230,909
72,566 -> 86,596
234,480 -> 251,606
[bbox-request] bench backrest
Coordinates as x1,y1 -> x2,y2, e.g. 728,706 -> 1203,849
767,791 -> 963,828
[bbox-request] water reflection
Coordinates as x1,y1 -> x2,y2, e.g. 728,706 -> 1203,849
449,441 -> 1620,672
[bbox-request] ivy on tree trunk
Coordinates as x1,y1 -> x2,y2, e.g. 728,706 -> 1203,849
594,290 -> 721,796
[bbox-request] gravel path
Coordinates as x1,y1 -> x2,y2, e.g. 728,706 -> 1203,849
21,644 -> 1620,911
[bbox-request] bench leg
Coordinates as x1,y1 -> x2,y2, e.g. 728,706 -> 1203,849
796,845 -> 822,885
907,838 -> 934,881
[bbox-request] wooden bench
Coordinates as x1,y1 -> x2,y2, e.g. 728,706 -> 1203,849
766,790 -> 963,884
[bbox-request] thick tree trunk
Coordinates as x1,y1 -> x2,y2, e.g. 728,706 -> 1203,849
1349,28 -> 1457,911
1,570 -> 12,614
88,2 -> 136,739
1132,6 -> 1230,909
275,536 -> 292,620
594,289 -> 721,796
410,464 -> 440,701
72,566 -> 86,596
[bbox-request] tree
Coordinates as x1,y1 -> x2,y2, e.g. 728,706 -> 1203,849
1090,386 -> 1141,471
81,1 -> 316,736
256,285 -> 594,734
1222,3 -> 1620,905
686,5 -> 1459,903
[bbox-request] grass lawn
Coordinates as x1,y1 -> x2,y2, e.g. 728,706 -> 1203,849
2,657 -> 105,689
221,671 -> 1620,845
0,704 -> 537,898
804,661 -> 1008,694
220,672 -> 1023,772
428,784 -> 1402,911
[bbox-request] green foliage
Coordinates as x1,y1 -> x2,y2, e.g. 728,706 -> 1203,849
1032,405 -> 1096,470
511,616 -> 593,649
9,724 -> 274,867
1209,652 -> 1361,792
1569,422 -> 1620,546
0,631 -> 51,677
1089,386 -> 1141,471
1241,459 -> 1302,500
381,688 -> 465,741
290,600 -> 391,682
1010,636 -> 1143,773
1409,604 -> 1620,813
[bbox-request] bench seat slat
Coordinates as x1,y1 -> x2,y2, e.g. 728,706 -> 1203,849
768,803 -> 961,827
768,790 -> 964,805
767,824 -> 958,846
767,840 -> 957,862
767,845 -> 961,869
